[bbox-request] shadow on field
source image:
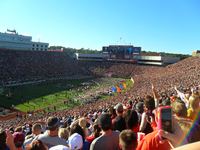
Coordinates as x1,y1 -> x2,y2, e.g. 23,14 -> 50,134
0,78 -> 92,108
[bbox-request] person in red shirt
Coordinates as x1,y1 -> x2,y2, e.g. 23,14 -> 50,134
86,123 -> 101,143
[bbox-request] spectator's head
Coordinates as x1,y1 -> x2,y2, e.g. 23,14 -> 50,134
119,130 -> 137,150
124,110 -> 139,130
14,126 -> 23,132
13,132 -> 25,148
108,106 -> 117,118
127,100 -> 133,109
114,103 -> 124,114
0,129 -> 7,150
68,133 -> 83,150
58,128 -> 69,140
135,102 -> 144,114
172,101 -> 187,118
98,113 -> 112,131
92,123 -> 101,138
78,117 -> 87,129
144,95 -> 155,112
47,117 -> 60,131
189,94 -> 200,110
70,123 -> 85,141
162,98 -> 171,106
32,123 -> 42,135
26,140 -> 48,150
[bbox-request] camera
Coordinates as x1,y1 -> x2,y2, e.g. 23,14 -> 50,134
157,106 -> 173,133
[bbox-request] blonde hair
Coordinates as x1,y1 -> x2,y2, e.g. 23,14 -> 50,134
58,128 -> 69,140
79,117 -> 87,129
189,94 -> 200,110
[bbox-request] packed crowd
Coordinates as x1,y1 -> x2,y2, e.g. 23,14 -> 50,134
0,50 -> 89,86
1,54 -> 200,150
0,82 -> 200,150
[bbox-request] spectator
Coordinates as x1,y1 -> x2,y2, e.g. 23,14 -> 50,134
124,109 -> 139,133
13,132 -> 25,150
26,140 -> 48,150
58,128 -> 69,141
24,123 -> 42,147
86,123 -> 101,144
69,123 -> 89,150
112,103 -> 126,132
135,102 -> 144,124
159,116 -> 200,149
68,133 -> 83,150
139,95 -> 154,134
0,128 -> 9,150
171,99 -> 187,118
90,113 -> 120,150
33,117 -> 66,148
119,129 -> 137,150
79,117 -> 90,137
187,94 -> 200,120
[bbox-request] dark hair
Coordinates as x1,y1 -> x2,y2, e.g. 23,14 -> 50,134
27,140 -> 47,150
99,113 -> 112,131
70,123 -> 85,141
47,117 -> 60,131
162,98 -> 171,106
124,110 -> 139,129
0,130 -> 7,150
93,124 -> 101,138
144,95 -> 155,111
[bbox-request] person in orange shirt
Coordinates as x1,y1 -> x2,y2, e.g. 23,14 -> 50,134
136,130 -> 171,150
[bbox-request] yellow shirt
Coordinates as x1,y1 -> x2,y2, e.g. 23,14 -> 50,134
187,108 -> 196,120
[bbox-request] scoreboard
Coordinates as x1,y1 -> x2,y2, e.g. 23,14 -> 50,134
102,45 -> 141,60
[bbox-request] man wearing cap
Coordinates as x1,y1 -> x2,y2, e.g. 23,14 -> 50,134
112,103 -> 126,132
32,117 -> 66,148
90,113 -> 120,150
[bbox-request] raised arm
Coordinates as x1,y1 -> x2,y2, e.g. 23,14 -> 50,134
174,86 -> 189,108
151,83 -> 160,108
6,130 -> 17,150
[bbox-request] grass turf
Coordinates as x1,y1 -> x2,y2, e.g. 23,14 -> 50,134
0,78 -> 133,112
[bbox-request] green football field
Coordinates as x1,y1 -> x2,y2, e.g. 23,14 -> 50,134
0,78 -> 133,112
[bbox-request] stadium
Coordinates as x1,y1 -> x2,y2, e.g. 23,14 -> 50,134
0,31 -> 200,150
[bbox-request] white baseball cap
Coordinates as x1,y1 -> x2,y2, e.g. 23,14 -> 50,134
49,145 -> 70,150
68,133 -> 83,150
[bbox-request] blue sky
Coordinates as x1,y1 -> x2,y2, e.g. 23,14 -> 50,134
0,0 -> 200,54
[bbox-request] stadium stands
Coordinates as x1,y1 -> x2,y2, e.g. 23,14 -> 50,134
0,52 -> 200,150
0,49 -> 90,86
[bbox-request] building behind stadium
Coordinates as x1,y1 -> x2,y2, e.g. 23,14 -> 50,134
0,30 -> 180,66
0,29 -> 49,51
75,45 -> 180,66
192,50 -> 200,56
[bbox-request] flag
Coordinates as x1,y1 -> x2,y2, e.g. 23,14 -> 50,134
116,86 -> 121,93
123,82 -> 127,89
131,77 -> 134,84
111,86 -> 117,93
119,84 -> 124,90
